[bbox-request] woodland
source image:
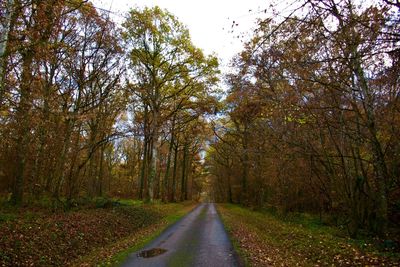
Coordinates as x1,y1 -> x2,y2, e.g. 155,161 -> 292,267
0,0 -> 399,249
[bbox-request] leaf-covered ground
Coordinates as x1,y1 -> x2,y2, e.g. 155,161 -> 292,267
0,201 -> 195,266
217,204 -> 400,267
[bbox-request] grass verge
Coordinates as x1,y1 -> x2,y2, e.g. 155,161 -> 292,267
217,204 -> 399,267
0,200 -> 195,266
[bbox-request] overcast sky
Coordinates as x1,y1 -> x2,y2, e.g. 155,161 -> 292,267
92,0 -> 273,68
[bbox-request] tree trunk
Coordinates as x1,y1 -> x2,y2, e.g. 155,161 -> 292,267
354,54 -> 389,236
0,0 -> 15,105
148,110 -> 159,202
241,129 -> 249,204
180,143 -> 188,201
163,116 -> 176,202
62,122 -> 82,201
171,143 -> 178,202
98,145 -> 105,196
139,106 -> 149,200
227,159 -> 233,203
184,153 -> 192,200
139,143 -> 147,199
10,46 -> 34,205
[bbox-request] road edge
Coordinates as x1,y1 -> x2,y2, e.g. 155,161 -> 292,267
109,202 -> 198,266
215,203 -> 247,267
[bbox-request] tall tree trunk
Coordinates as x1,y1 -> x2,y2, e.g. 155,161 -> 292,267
130,139 -> 138,197
163,116 -> 176,202
31,76 -> 53,195
61,122 -> 82,201
49,118 -> 72,193
98,144 -> 105,196
139,142 -> 147,199
11,0 -> 60,204
10,47 -> 34,205
180,142 -> 188,201
184,153 -> 192,200
241,129 -> 249,204
0,0 -> 15,105
87,122 -> 99,197
227,174 -> 233,203
353,53 -> 389,236
225,158 -> 233,203
148,110 -> 159,202
139,106 -> 149,200
171,143 -> 178,202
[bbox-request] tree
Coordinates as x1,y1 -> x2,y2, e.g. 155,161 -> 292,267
123,6 -> 219,201
0,0 -> 125,206
208,0 -> 400,237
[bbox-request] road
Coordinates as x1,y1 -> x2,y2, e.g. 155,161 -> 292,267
121,203 -> 241,267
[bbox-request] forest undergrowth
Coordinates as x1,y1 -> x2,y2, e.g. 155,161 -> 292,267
217,204 -> 400,267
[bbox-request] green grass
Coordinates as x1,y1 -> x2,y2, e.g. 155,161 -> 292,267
218,204 -> 400,267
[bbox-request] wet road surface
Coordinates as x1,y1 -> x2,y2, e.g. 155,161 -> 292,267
121,203 -> 241,267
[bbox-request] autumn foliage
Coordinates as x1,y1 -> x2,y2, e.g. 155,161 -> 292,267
0,0 -> 399,247
207,0 -> 400,238
0,2 -> 218,207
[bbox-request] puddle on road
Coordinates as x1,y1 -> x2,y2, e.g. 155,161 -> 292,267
138,248 -> 167,258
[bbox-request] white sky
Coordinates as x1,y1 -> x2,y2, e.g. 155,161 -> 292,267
92,0 -> 272,69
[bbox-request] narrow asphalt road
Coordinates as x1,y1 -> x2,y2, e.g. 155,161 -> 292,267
121,203 -> 241,267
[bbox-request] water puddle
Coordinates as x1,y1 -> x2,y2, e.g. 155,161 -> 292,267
138,248 -> 167,258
